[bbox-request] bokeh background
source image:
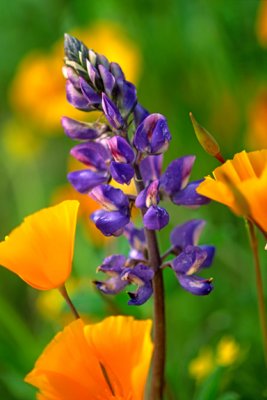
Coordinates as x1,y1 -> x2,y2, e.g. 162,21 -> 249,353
0,0 -> 267,399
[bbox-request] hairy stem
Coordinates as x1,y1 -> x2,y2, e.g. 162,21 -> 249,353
134,164 -> 166,400
247,220 -> 267,367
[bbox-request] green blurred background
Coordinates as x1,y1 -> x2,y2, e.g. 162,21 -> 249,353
0,0 -> 267,399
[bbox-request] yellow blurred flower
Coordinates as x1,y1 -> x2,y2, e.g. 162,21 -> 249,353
189,348 -> 214,382
0,200 -> 79,290
246,90 -> 267,149
25,316 -> 153,400
2,118 -> 42,159
189,337 -> 240,382
216,336 -> 240,367
9,21 -> 141,133
197,150 -> 267,233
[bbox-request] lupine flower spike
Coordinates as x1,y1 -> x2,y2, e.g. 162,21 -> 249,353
62,34 -> 216,399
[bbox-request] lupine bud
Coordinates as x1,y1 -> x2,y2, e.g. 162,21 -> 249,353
66,80 -> 93,111
79,77 -> 101,106
110,62 -> 125,80
190,113 -> 225,163
116,79 -> 137,117
101,93 -> 125,129
133,113 -> 171,154
98,65 -> 116,97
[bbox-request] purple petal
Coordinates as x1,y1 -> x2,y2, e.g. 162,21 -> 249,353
98,254 -> 126,274
89,184 -> 129,211
198,245 -> 215,268
98,65 -> 116,97
110,162 -> 134,185
91,209 -> 130,236
102,93 -> 125,129
62,66 -> 80,88
94,277 -> 128,294
143,206 -> 169,230
107,136 -> 135,164
170,219 -> 206,249
116,79 -> 137,117
86,60 -> 101,89
70,142 -> 110,171
61,117 -> 108,140
134,103 -> 150,127
66,80 -> 93,111
79,77 -> 101,106
160,156 -> 196,197
172,180 -> 211,206
140,155 -> 163,184
127,282 -> 153,305
110,62 -> 125,81
172,245 -> 208,275
67,170 -> 108,193
176,274 -> 213,296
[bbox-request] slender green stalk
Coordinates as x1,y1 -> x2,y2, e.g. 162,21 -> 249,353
134,164 -> 166,400
59,285 -> 80,319
247,219 -> 267,366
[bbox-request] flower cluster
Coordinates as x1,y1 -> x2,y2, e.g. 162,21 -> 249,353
62,34 -> 215,303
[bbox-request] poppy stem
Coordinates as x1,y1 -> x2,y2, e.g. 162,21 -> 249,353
59,285 -> 80,319
134,164 -> 166,400
246,219 -> 267,367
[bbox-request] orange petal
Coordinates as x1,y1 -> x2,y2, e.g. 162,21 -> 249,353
25,316 -> 153,400
0,200 -> 79,290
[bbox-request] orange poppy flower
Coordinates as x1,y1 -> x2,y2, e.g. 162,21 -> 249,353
197,150 -> 267,232
25,316 -> 153,400
0,200 -> 79,290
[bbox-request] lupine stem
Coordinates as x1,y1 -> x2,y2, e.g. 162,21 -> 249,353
134,164 -> 166,400
246,219 -> 267,367
59,285 -> 80,319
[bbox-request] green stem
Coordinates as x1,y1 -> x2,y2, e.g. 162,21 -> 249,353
59,285 -> 80,319
134,165 -> 165,400
247,219 -> 267,367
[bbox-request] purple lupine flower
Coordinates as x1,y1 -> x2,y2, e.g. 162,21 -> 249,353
98,65 -> 116,97
94,254 -> 128,294
134,113 -> 171,154
171,245 -> 213,295
160,157 -> 210,206
62,117 -> 109,140
66,80 -> 93,111
67,141 -> 111,193
121,264 -> 154,305
170,219 -> 215,262
101,93 -> 125,129
90,185 -> 130,236
172,179 -> 210,206
135,180 -> 169,230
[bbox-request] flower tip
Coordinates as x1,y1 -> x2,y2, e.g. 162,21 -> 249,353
189,113 -> 222,160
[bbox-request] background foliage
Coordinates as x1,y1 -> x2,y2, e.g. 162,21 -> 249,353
0,0 -> 267,399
